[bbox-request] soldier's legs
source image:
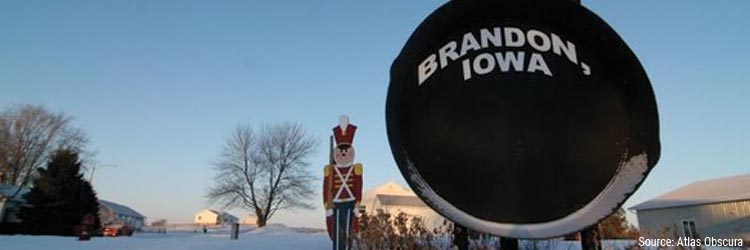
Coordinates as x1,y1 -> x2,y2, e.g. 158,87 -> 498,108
332,205 -> 339,250
333,201 -> 355,250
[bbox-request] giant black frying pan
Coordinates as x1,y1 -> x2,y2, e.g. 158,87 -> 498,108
386,0 -> 660,238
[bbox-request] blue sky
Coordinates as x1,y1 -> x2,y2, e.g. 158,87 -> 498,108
1,1 -> 748,229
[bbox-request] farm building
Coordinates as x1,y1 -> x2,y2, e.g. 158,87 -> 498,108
194,209 -> 238,225
98,199 -> 146,230
0,184 -> 28,224
630,174 -> 750,240
1,187 -> 145,232
362,182 -> 446,230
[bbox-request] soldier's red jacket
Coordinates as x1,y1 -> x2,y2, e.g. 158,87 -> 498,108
323,163 -> 362,239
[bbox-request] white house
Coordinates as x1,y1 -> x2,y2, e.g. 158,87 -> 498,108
194,209 -> 239,225
630,174 -> 750,240
362,182 -> 447,230
98,199 -> 146,230
0,184 -> 28,224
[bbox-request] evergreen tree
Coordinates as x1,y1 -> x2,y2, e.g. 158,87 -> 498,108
19,149 -> 101,236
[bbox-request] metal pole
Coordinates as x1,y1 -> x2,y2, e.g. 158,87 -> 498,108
89,163 -> 97,183
453,224 -> 469,250
580,224 -> 602,250
230,223 -> 239,240
89,163 -> 117,185
500,237 -> 519,250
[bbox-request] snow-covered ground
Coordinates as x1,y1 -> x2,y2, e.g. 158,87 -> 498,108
8,226 -> 738,250
0,224 -> 330,250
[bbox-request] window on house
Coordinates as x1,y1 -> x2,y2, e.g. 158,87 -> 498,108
681,219 -> 699,238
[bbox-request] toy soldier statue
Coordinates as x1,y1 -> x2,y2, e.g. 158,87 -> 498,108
323,115 -> 363,250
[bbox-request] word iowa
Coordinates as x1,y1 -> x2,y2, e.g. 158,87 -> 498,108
417,26 -> 590,85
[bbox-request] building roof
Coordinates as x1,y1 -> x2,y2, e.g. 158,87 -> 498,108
99,199 -> 145,218
362,182 -> 438,214
221,212 -> 238,221
0,184 -> 29,202
630,174 -> 750,211
198,209 -> 220,215
376,194 -> 428,207
196,209 -> 237,220
363,182 -> 414,203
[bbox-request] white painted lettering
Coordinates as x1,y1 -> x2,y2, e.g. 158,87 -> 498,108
418,54 -> 438,85
527,29 -> 551,52
460,32 -> 481,56
473,53 -> 495,75
552,33 -> 578,64
479,27 -> 503,48
494,51 -> 525,72
462,59 -> 472,80
504,27 -> 525,47
439,41 -> 459,69
528,53 -> 552,76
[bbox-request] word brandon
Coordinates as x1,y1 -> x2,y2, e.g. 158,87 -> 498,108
638,237 -> 745,247
416,26 -> 591,86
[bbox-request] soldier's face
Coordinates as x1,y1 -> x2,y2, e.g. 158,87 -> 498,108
334,145 -> 355,166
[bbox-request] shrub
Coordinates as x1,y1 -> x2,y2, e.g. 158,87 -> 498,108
353,209 -> 453,250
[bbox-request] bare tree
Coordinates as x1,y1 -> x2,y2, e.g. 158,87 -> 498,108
207,122 -> 317,227
0,104 -> 89,198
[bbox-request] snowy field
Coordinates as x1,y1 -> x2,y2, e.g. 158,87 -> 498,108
0,224 -> 330,250
4,226 -> 741,250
